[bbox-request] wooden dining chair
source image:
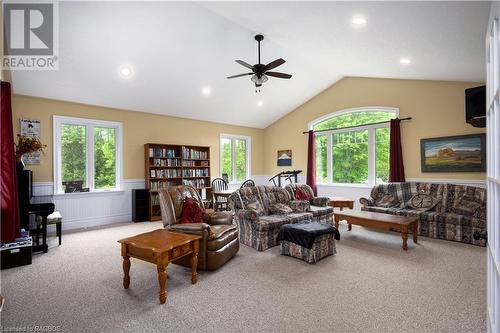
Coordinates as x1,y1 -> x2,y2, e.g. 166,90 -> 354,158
211,178 -> 229,211
240,179 -> 255,188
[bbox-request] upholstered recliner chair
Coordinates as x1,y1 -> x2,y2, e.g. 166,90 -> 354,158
158,185 -> 239,270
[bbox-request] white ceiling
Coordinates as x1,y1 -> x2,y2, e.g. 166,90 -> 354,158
10,1 -> 490,128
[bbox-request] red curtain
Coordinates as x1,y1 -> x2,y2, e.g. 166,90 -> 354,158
306,130 -> 317,195
1,81 -> 20,243
389,118 -> 406,183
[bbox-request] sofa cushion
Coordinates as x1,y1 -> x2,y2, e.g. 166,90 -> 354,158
229,186 -> 264,211
269,203 -> 293,215
285,212 -> 313,224
308,205 -> 334,217
247,200 -> 265,216
376,194 -> 400,208
289,200 -> 311,212
254,212 -> 313,232
209,224 -> 237,239
259,186 -> 292,214
255,215 -> 291,231
434,213 -> 485,228
207,225 -> 238,250
451,194 -> 482,217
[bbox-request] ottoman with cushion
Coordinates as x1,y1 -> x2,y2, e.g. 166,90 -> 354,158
277,222 -> 340,263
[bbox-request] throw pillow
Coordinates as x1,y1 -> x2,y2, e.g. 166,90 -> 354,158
289,200 -> 311,212
406,194 -> 439,212
180,197 -> 204,224
269,203 -> 293,215
376,194 -> 400,208
247,200 -> 265,216
295,187 -> 312,201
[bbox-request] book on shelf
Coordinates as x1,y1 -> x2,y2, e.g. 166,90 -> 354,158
150,180 -> 177,191
182,147 -> 208,160
182,168 -> 209,177
182,178 -> 207,188
151,148 -> 177,158
151,193 -> 160,206
150,169 -> 181,178
152,158 -> 181,167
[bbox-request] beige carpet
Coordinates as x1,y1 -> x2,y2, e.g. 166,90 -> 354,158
0,221 -> 486,333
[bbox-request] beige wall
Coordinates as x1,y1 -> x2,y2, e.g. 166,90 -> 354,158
12,95 -> 265,182
12,77 -> 486,183
263,77 -> 486,180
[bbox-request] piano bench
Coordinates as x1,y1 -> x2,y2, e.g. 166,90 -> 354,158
36,211 -> 63,246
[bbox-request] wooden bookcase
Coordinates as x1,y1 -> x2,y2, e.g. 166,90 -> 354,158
145,143 -> 211,221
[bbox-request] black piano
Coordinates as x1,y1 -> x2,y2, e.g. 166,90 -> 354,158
17,170 -> 54,253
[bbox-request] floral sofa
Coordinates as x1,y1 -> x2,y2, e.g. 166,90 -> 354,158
359,182 -> 487,246
229,185 -> 334,251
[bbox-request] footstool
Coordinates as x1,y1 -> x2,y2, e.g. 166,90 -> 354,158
277,222 -> 340,263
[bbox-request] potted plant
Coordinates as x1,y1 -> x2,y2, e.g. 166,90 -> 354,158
15,134 -> 46,170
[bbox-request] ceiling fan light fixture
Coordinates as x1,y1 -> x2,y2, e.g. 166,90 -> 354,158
251,74 -> 268,85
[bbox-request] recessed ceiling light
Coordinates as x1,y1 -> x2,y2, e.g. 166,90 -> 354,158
351,16 -> 367,26
202,86 -> 212,96
400,58 -> 411,65
257,100 -> 263,107
119,66 -> 133,78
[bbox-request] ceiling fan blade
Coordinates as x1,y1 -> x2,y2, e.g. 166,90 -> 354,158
227,73 -> 253,79
266,71 -> 292,79
265,58 -> 285,71
235,60 -> 254,70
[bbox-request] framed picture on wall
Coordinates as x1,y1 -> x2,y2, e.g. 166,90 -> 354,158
420,134 -> 486,172
277,150 -> 292,166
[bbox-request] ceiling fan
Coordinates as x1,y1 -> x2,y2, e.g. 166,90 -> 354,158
227,34 -> 292,92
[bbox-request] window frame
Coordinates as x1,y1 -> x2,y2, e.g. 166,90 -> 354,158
309,107 -> 399,186
53,115 -> 123,194
219,133 -> 251,184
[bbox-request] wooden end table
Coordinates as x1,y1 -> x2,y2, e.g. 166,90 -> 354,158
329,197 -> 354,211
334,210 -> 418,250
118,229 -> 201,304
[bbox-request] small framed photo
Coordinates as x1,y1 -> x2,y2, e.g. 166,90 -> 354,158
150,170 -> 156,178
277,150 -> 292,166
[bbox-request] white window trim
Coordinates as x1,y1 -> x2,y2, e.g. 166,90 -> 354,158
53,115 -> 123,194
219,133 -> 251,184
309,107 -> 399,186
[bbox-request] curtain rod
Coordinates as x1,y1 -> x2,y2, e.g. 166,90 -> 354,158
302,117 -> 412,134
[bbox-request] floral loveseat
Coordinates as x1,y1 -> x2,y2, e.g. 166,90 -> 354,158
229,185 -> 333,251
359,182 -> 487,246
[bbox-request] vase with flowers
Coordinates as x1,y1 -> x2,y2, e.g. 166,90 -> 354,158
15,134 -> 46,170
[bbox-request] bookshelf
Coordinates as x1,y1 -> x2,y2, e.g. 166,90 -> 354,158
145,143 -> 211,221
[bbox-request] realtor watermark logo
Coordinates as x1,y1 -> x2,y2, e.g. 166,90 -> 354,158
2,0 -> 59,70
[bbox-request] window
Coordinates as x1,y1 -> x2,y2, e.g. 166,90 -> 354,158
220,134 -> 251,183
311,107 -> 397,185
54,116 -> 123,193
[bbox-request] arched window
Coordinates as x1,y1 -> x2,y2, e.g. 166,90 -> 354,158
310,107 -> 398,185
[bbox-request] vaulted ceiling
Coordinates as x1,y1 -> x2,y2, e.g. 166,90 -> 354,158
10,1 -> 490,128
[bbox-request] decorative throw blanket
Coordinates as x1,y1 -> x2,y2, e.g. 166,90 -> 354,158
277,222 -> 340,249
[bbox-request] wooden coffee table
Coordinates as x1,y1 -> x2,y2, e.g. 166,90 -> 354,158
334,210 -> 418,250
118,229 -> 201,304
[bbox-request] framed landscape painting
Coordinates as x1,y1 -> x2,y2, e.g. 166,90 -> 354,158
277,150 -> 292,166
420,134 -> 486,172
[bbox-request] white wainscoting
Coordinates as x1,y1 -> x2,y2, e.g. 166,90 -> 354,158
33,179 -> 145,231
